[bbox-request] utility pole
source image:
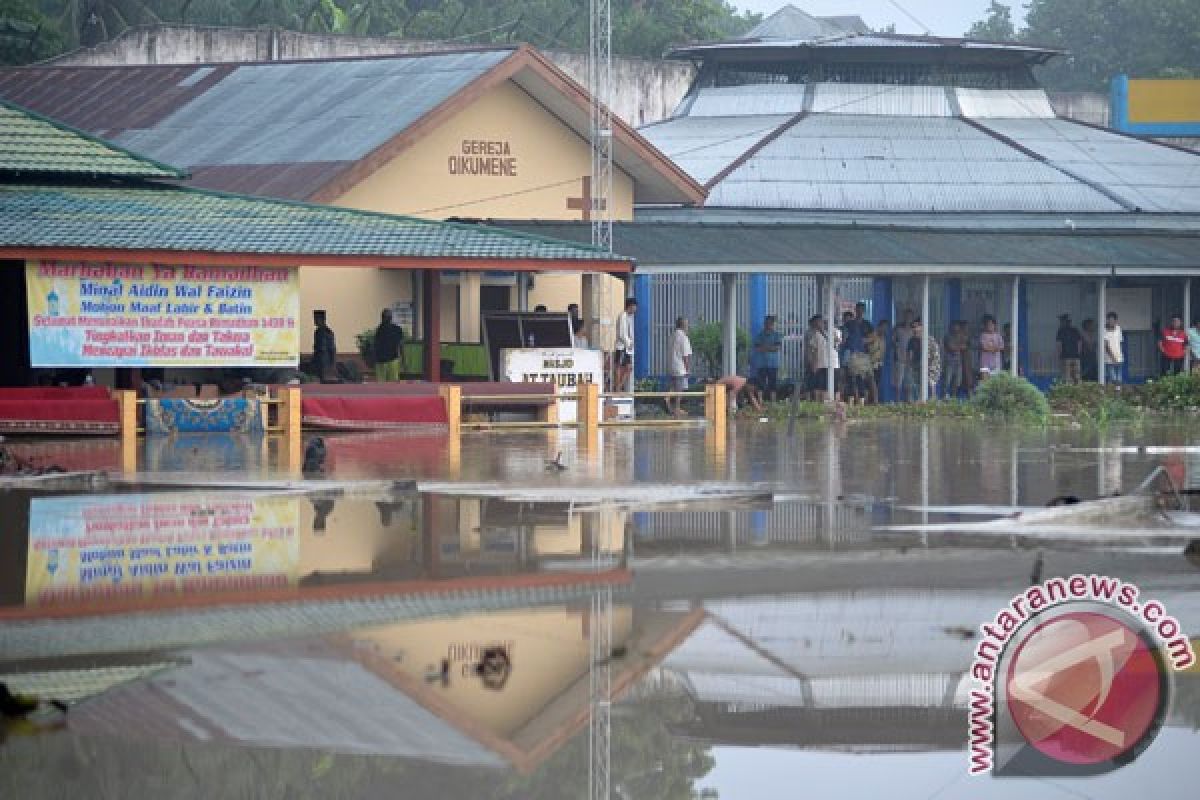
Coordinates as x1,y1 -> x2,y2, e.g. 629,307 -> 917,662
586,0 -> 614,387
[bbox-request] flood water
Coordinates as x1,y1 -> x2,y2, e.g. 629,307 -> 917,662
2,420 -> 1198,799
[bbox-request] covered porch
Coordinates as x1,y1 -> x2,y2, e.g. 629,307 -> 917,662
501,221 -> 1200,399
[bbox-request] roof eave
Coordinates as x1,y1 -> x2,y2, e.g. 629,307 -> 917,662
1,246 -> 633,273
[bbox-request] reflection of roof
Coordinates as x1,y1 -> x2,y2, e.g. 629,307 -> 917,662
0,47 -> 703,205
69,642 -> 509,766
674,705 -> 965,751
0,184 -> 631,268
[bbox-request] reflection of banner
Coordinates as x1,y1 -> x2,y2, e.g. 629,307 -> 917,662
25,492 -> 299,606
26,261 -> 299,367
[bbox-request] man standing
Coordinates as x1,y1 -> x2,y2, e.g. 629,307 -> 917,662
312,309 -> 337,383
805,314 -> 830,402
907,318 -> 941,399
1159,315 -> 1187,375
1104,312 -> 1124,386
1081,318 -> 1098,382
1056,313 -> 1083,384
614,297 -> 637,392
373,308 -> 405,383
667,317 -> 692,417
753,315 -> 783,402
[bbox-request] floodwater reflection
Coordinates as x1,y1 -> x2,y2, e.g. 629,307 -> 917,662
1,420 -> 1199,799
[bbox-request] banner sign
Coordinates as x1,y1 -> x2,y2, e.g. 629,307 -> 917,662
24,492 -> 300,607
501,347 -> 603,424
26,261 -> 300,367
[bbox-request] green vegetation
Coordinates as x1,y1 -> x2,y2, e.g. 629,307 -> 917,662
966,0 -> 1200,91
689,322 -> 749,380
969,372 -> 1050,422
4,0 -> 759,64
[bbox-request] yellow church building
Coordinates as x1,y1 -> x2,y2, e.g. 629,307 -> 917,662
0,46 -> 703,367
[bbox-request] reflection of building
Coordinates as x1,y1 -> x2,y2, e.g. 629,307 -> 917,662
656,586 -> 1200,751
61,603 -> 703,772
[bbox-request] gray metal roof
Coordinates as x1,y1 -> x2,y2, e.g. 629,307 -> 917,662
491,220 -> 1200,275
706,114 -> 1124,212
639,114 -> 789,185
978,118 -> 1200,213
743,5 -> 859,40
115,50 -> 510,169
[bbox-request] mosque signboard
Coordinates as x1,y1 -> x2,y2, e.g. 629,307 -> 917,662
502,347 -> 604,424
25,261 -> 300,367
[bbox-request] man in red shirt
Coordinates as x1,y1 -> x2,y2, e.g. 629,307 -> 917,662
1159,315 -> 1187,375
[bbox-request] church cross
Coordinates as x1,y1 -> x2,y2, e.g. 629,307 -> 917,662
566,175 -> 607,221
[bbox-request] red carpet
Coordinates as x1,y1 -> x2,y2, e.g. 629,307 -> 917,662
301,395 -> 448,430
0,387 -> 119,434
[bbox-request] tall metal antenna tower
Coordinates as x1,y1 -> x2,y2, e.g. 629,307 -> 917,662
588,0 -> 613,253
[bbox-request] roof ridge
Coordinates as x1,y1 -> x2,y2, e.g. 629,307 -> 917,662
0,97 -> 189,180
24,44 -> 520,72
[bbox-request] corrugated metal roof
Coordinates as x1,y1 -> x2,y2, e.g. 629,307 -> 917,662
115,52 -> 510,168
0,184 -> 631,264
979,118 -> 1200,212
685,84 -> 807,117
707,115 -> 1123,212
638,114 -> 790,185
743,5 -> 851,40
0,100 -> 185,179
493,220 -> 1200,272
956,88 -> 1055,118
0,50 -> 512,199
810,84 -> 952,116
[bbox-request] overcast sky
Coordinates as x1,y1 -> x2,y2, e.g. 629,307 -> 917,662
733,1 -> 1025,38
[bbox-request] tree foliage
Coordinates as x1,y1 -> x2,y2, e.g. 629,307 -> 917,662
965,0 -> 1200,91
10,0 -> 758,64
965,0 -> 1015,42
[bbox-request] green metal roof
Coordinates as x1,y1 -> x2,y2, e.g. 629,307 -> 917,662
0,99 -> 187,180
0,184 -> 632,267
497,220 -> 1200,275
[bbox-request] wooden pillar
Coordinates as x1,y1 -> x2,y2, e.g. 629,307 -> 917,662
116,389 -> 137,473
580,381 -> 600,436
422,268 -> 441,382
459,272 -> 481,343
438,383 -> 461,439
705,383 -> 727,433
279,386 -> 302,474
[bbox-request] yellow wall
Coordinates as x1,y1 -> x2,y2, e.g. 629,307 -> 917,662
351,606 -> 634,737
1129,79 -> 1200,123
301,79 -> 635,349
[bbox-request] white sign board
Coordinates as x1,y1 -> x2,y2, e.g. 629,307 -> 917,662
501,348 -> 603,424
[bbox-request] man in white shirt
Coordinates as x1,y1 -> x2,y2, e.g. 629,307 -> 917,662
614,297 -> 636,392
667,317 -> 692,416
1104,311 -> 1124,386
